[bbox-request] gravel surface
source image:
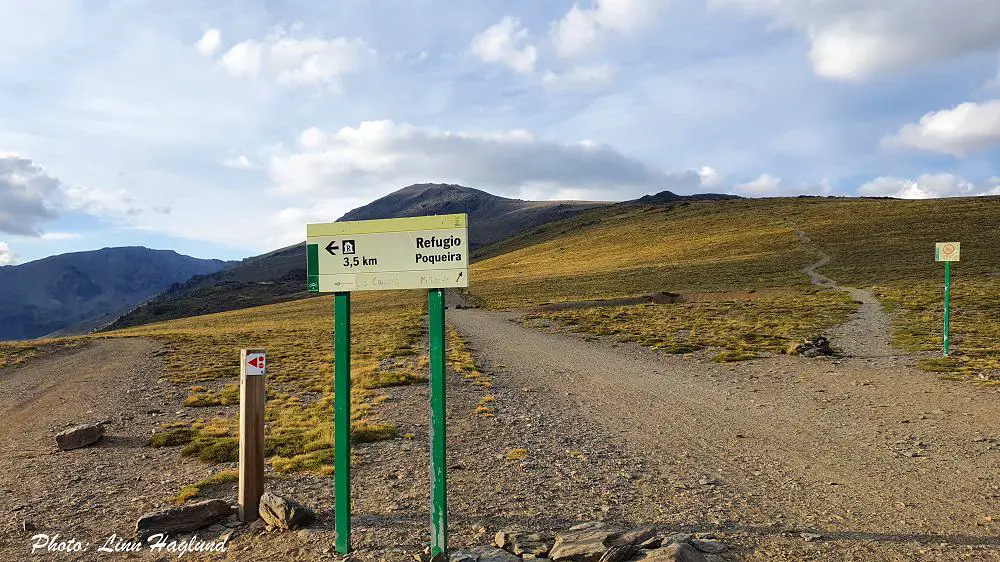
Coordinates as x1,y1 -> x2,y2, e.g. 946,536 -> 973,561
446,302 -> 1000,560
0,338 -> 216,560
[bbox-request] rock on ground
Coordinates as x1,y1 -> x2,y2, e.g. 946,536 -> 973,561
494,529 -> 554,557
55,423 -> 104,450
135,499 -> 232,538
549,521 -> 621,562
457,546 -> 521,561
258,491 -> 316,530
634,543 -> 708,561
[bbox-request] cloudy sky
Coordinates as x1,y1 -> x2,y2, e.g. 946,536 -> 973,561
2,0 -> 1000,265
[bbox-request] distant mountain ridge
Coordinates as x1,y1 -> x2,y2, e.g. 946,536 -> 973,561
105,184 -> 746,330
631,190 -> 742,204
106,183 -> 612,329
0,247 -> 230,340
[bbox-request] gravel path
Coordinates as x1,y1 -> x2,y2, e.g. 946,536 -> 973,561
798,230 -> 895,360
447,305 -> 1000,561
0,337 -> 218,560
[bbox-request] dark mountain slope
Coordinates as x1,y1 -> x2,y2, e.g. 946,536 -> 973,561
340,183 -> 609,250
0,247 -> 229,340
106,184 -> 610,329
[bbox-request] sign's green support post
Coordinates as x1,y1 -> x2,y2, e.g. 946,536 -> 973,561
334,292 -> 352,554
428,288 -> 448,556
308,214 -> 468,556
943,261 -> 951,357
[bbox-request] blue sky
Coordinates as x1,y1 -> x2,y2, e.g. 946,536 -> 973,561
2,0 -> 999,265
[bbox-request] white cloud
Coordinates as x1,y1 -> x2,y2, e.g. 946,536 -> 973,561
0,152 -> 63,235
0,241 -> 16,265
470,16 -> 538,74
217,27 -> 375,89
267,120 -> 716,202
196,28 -> 221,56
551,0 -> 667,59
219,41 -> 263,77
39,232 -> 80,240
709,0 -> 1000,80
883,99 -> 1000,157
542,63 -> 617,92
698,166 -> 724,189
735,173 -> 782,195
858,173 -> 1000,199
223,155 -> 253,169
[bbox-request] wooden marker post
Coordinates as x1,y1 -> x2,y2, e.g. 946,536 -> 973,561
239,348 -> 267,522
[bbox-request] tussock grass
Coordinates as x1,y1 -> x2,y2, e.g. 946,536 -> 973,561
0,339 -> 84,370
874,277 -> 1000,378
472,197 -> 1000,310
471,200 -> 816,309
175,469 -> 239,504
447,328 -> 496,414
101,291 -> 428,471
530,290 -> 856,360
472,196 -> 1000,374
149,428 -> 198,447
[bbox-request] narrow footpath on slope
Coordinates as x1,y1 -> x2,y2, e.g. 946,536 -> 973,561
796,229 -> 895,361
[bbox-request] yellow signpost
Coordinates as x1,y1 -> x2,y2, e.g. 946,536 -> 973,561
306,214 -> 469,293
935,242 -> 960,356
306,214 -> 469,556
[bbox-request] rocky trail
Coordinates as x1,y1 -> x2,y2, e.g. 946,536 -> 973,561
798,229 -> 895,360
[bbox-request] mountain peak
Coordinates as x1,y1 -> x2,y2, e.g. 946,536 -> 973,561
337,183 -> 606,248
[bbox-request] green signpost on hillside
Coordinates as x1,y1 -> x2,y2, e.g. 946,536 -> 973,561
306,214 -> 469,556
935,242 -> 960,356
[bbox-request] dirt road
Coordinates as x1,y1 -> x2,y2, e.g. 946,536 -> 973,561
448,304 -> 1000,560
0,338 -> 212,560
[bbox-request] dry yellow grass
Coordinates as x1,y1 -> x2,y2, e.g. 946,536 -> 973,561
471,200 -> 815,309
530,288 -> 857,360
875,277 -> 1000,378
471,196 -> 1000,371
106,290 -> 428,472
0,339 -> 84,370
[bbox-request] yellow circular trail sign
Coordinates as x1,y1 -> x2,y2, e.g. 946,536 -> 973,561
935,242 -> 960,262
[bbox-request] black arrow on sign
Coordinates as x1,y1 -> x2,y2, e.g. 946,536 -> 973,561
325,241 -> 340,255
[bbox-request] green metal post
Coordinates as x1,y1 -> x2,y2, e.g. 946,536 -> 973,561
428,288 -> 448,556
943,261 -> 951,357
334,292 -> 351,554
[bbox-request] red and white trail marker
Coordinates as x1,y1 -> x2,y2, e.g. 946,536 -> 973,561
245,353 -> 266,376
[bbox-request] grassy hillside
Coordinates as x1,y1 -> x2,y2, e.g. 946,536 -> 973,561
470,196 -> 1000,309
470,196 -> 1000,375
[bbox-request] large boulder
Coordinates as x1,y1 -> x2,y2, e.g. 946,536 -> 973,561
633,543 -> 708,562
258,492 -> 316,530
465,546 -> 520,561
495,529 -> 554,557
550,521 -> 621,561
55,423 -> 105,450
135,499 -> 233,538
599,545 -> 640,562
635,543 -> 708,561
609,526 -> 659,548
